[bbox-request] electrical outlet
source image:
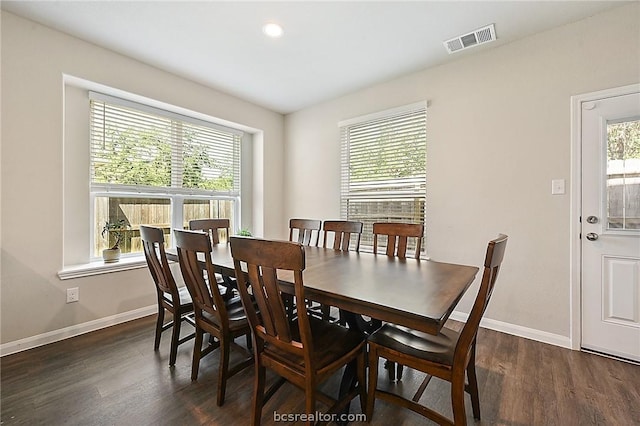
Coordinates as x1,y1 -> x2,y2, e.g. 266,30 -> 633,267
66,287 -> 79,303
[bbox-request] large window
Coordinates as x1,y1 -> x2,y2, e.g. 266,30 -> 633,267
90,92 -> 242,257
340,102 -> 427,251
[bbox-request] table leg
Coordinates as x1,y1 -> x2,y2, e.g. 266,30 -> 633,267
336,310 -> 382,425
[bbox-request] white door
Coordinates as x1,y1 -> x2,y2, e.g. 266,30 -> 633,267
582,91 -> 640,362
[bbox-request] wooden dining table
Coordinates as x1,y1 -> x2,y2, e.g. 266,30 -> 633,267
167,243 -> 479,336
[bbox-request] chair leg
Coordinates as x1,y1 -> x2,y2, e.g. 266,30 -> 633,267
451,372 -> 467,426
467,349 -> 481,420
366,346 -> 379,422
252,363 -> 266,426
191,328 -> 204,381
305,378 -> 316,426
387,360 -> 396,381
245,332 -> 253,351
169,312 -> 181,366
216,335 -> 230,406
154,307 -> 165,350
320,304 -> 331,321
357,349 -> 367,413
396,363 -> 404,381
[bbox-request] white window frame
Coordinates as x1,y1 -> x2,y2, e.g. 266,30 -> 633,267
89,92 -> 243,259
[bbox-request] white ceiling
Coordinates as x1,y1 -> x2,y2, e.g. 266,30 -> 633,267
1,1 -> 626,114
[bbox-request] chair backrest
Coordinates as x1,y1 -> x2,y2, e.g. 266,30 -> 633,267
454,234 -> 508,364
230,237 -> 317,367
189,218 -> 230,245
140,225 -> 178,299
288,218 -> 321,247
322,220 -> 363,252
372,222 -> 424,259
174,229 -> 229,326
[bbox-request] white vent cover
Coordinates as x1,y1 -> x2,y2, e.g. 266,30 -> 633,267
444,24 -> 496,54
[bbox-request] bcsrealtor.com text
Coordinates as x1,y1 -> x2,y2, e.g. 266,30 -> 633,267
273,410 -> 366,423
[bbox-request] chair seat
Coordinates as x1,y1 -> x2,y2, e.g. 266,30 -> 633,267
163,285 -> 193,308
265,317 -> 365,372
200,298 -> 250,332
368,323 -> 460,366
203,273 -> 236,301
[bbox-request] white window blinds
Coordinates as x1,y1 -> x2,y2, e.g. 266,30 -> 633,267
340,102 -> 427,246
90,93 -> 242,196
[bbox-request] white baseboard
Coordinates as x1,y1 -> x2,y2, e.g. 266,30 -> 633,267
1,306 -> 573,358
0,305 -> 157,357
449,311 -> 572,349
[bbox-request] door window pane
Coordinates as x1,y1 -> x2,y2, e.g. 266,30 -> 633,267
607,119 -> 640,230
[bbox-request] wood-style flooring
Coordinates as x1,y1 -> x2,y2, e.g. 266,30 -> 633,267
1,315 -> 639,425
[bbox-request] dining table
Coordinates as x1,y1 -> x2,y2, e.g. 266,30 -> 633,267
167,242 -> 479,336
166,241 -> 479,423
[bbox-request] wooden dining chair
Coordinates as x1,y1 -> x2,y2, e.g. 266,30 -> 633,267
372,222 -> 424,259
189,218 -> 230,244
287,218 -> 322,318
319,220 -> 363,322
289,218 -> 321,247
140,225 -> 196,366
174,229 -> 254,406
189,218 -> 236,299
230,236 -> 367,426
371,222 -> 425,379
322,220 -> 363,252
366,234 -> 508,425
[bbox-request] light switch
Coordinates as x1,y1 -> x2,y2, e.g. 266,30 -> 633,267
551,179 -> 565,195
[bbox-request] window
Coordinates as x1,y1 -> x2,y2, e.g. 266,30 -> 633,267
606,118 -> 640,230
340,102 -> 427,251
90,92 -> 242,258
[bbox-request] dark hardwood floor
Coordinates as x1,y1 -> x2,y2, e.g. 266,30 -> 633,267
1,315 -> 638,425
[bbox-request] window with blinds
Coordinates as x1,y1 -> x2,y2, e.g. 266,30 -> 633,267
89,92 -> 242,257
340,102 -> 427,251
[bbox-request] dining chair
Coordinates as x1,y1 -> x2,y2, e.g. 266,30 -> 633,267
322,220 -> 363,252
140,225 -> 196,366
289,218 -> 321,247
287,218 -> 322,318
371,222 -> 425,379
319,220 -> 364,322
372,222 -> 424,259
366,234 -> 508,425
189,218 -> 237,299
230,236 -> 367,426
189,218 -> 230,244
174,229 -> 254,406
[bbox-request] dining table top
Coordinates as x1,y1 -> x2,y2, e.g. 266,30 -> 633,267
167,243 -> 479,335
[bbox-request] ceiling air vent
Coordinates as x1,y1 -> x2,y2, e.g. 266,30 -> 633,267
444,24 -> 496,54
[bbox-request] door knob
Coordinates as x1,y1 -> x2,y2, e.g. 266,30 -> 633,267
586,233 -> 599,241
586,216 -> 599,224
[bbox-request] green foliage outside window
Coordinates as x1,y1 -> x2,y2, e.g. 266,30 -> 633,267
349,124 -> 426,183
608,120 -> 640,161
93,126 -> 234,191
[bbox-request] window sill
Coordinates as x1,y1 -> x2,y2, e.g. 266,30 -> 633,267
58,256 -> 148,280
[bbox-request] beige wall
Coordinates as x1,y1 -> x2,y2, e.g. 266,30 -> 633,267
284,4 -> 640,338
0,11 -> 285,345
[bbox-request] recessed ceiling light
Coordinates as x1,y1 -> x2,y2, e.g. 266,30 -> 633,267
263,23 -> 283,38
